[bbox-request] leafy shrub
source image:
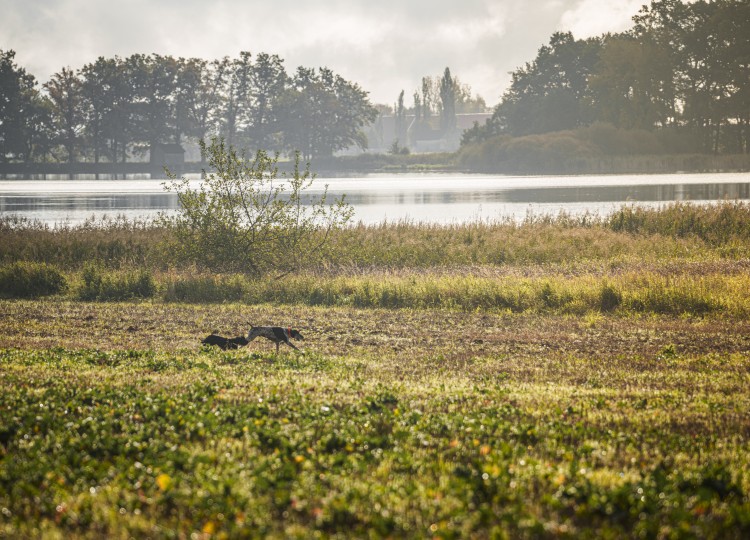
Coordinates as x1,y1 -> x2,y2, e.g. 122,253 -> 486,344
161,138 -> 352,276
0,261 -> 67,298
77,263 -> 156,301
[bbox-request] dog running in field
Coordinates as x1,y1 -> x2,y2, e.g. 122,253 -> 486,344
247,326 -> 304,353
201,334 -> 249,350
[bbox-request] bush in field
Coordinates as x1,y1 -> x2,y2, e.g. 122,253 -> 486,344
0,261 -> 67,298
77,263 -> 156,301
161,138 -> 353,276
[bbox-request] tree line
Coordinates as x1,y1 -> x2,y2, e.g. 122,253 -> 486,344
0,50 -> 378,166
463,0 -> 750,159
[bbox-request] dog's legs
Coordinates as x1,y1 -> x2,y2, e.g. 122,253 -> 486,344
275,342 -> 280,354
284,340 -> 300,351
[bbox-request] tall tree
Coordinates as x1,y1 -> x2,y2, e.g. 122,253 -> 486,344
395,90 -> 406,146
589,34 -> 674,130
493,32 -> 602,136
126,54 -> 179,155
281,66 -> 377,160
220,52 -> 252,148
80,57 -> 121,169
0,49 -> 42,164
178,57 -> 228,163
45,67 -> 84,173
246,53 -> 288,151
421,76 -> 435,120
439,67 -> 456,132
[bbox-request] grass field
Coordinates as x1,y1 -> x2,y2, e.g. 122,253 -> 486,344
1,204 -> 749,537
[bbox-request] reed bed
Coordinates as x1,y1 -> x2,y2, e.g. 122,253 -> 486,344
2,202 -> 750,271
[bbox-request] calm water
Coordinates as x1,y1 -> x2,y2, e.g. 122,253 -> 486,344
1,172 -> 749,225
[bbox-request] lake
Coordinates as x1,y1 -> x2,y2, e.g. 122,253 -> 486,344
1,171 -> 749,226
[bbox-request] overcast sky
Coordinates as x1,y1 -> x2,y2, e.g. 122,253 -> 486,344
1,0 -> 644,107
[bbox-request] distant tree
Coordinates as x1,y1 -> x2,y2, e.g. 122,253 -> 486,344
632,0 -> 750,153
20,93 -> 55,164
220,52 -> 252,148
413,91 -> 422,122
439,67 -> 457,132
589,34 -> 674,130
80,57 -> 121,168
281,67 -> 377,160
395,89 -> 407,146
494,32 -> 602,136
171,57 -> 200,145
421,76 -> 437,120
126,54 -> 179,156
452,78 -> 488,113
177,57 -> 228,163
0,49 -> 42,163
45,67 -> 84,172
106,57 -> 135,165
245,52 -> 288,151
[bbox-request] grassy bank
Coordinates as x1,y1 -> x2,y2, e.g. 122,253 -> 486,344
0,301 -> 749,538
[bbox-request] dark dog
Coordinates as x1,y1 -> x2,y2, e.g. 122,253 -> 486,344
247,326 -> 304,353
201,334 -> 249,350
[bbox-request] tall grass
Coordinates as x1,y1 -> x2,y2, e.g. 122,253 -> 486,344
0,215 -> 170,270
2,202 -> 750,272
159,271 -> 750,317
77,264 -> 157,301
606,202 -> 750,244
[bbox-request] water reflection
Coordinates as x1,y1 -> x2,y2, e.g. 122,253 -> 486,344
324,182 -> 750,205
1,173 -> 749,225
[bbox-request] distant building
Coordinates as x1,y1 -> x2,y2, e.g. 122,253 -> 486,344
347,112 -> 493,155
150,143 -> 185,168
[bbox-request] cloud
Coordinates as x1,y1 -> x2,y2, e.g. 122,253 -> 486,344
1,0 -> 646,106
560,0 -> 643,38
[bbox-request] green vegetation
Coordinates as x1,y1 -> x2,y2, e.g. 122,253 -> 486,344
76,263 -> 156,302
1,202 -> 750,537
0,261 -> 67,298
0,302 -> 748,538
461,0 -> 750,173
162,138 -> 352,275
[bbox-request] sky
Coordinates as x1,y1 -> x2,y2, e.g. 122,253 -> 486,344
1,0 -> 644,107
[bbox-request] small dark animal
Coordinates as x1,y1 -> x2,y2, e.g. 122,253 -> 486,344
247,326 -> 304,353
201,334 -> 249,350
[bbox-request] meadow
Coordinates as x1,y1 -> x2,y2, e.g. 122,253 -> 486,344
1,203 -> 749,538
